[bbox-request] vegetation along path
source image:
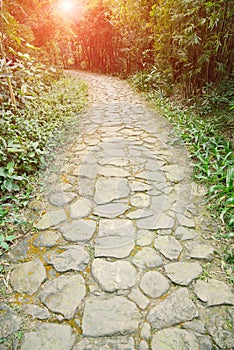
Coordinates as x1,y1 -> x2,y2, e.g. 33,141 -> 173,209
1,71 -> 234,349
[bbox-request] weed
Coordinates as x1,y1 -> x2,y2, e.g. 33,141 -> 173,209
15,331 -> 24,340
0,234 -> 16,251
130,73 -> 234,273
199,263 -> 213,281
0,162 -> 25,192
146,93 -> 234,235
0,69 -> 87,254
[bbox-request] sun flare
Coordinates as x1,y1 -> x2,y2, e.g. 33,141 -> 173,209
60,0 -> 74,12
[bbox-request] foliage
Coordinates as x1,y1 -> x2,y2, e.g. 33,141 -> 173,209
110,0 -> 155,74
0,72 -> 87,180
0,65 -> 87,254
3,0 -> 233,99
0,233 -> 16,251
129,68 -> 171,95
0,0 -> 88,254
2,0 -> 233,243
0,186 -> 33,253
131,62 -> 234,275
140,90 -> 234,237
2,0 -> 76,66
150,0 -> 234,97
0,52 -> 59,105
190,80 -> 234,140
130,69 -> 234,138
71,1 -> 119,73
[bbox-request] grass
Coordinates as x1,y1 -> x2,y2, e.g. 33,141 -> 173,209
0,74 -> 88,255
148,94 -> 234,235
152,97 -> 233,279
129,72 -> 234,280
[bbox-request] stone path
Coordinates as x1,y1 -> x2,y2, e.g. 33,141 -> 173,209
1,71 -> 234,349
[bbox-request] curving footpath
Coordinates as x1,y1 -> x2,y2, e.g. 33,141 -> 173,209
1,71 -> 234,350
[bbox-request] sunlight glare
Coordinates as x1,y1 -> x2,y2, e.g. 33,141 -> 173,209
60,0 -> 74,12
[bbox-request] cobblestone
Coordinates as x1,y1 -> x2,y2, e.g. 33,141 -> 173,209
3,71 -> 233,349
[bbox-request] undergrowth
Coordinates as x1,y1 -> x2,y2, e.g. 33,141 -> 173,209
151,96 -> 234,234
130,72 -> 234,279
0,57 -> 87,254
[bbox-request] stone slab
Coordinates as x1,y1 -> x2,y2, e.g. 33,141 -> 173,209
34,209 -> 67,230
129,180 -> 151,192
140,322 -> 151,340
33,230 -> 61,247
70,199 -> 91,219
165,262 -> 202,286
50,246 -> 90,272
91,258 -> 137,292
79,164 -> 98,179
163,164 -> 187,182
151,328 -> 199,350
132,247 -> 163,269
20,323 -> 75,350
136,171 -> 165,183
194,279 -> 234,306
0,304 -> 22,339
136,230 -> 155,246
128,288 -> 150,310
73,337 -> 135,350
58,219 -> 96,242
154,236 -> 182,260
140,271 -> 170,298
94,236 -> 135,259
93,203 -> 129,218
199,305 -> 234,349
82,295 -> 142,337
48,192 -> 77,207
22,304 -> 50,320
127,209 -> 154,220
98,157 -> 129,167
185,241 -> 214,260
40,275 -> 86,319
147,288 -> 198,330
182,320 -> 206,334
174,227 -> 195,241
10,260 -> 46,295
94,219 -> 135,258
130,193 -> 150,208
137,214 -> 174,230
139,340 -> 148,350
94,178 -> 130,204
98,166 -> 130,178
176,214 -> 195,228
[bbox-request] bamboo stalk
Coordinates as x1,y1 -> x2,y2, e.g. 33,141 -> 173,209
0,39 -> 16,107
0,0 -> 16,108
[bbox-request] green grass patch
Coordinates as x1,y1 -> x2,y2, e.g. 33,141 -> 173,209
0,72 -> 88,254
129,72 -> 233,237
151,96 -> 234,280
129,72 -> 233,278
148,93 -> 233,236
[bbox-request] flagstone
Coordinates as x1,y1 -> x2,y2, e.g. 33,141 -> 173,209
165,262 -> 202,286
147,288 -> 198,329
82,295 -> 142,337
58,219 -> 96,242
91,258 -> 137,292
10,260 -> 46,295
94,178 -> 130,204
194,279 -> 234,306
154,236 -> 182,260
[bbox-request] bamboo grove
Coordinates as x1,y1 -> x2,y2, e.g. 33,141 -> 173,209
1,0 -> 234,98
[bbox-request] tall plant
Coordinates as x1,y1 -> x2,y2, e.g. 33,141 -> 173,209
149,0 -> 234,96
0,0 -> 16,106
